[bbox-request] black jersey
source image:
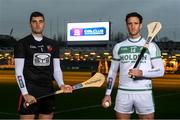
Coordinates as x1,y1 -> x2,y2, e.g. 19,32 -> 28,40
14,34 -> 59,90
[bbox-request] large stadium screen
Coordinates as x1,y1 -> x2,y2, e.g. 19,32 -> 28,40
67,22 -> 110,44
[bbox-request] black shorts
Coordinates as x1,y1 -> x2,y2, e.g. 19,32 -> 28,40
18,83 -> 55,114
18,94 -> 55,115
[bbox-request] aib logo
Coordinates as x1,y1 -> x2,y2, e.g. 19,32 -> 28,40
70,28 -> 83,36
70,27 -> 106,36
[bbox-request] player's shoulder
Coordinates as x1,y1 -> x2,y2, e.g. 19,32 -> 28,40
149,41 -> 159,48
18,34 -> 29,41
112,39 -> 128,52
148,42 -> 161,53
17,34 -> 32,44
114,39 -> 128,47
43,36 -> 58,44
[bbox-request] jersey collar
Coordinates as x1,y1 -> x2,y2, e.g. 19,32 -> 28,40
32,34 -> 43,41
127,36 -> 142,43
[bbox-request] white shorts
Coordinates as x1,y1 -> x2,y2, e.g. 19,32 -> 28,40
114,90 -> 154,115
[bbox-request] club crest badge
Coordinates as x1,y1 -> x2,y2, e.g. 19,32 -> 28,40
47,45 -> 53,52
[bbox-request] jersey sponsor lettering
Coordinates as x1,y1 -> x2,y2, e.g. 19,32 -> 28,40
118,46 -> 148,64
120,54 -> 147,64
33,53 -> 51,66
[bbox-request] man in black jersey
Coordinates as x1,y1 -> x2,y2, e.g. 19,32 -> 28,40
14,11 -> 72,120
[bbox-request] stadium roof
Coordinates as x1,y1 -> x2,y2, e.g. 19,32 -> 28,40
0,35 -> 17,47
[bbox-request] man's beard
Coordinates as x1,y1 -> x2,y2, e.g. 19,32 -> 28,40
129,31 -> 139,37
32,30 -> 43,34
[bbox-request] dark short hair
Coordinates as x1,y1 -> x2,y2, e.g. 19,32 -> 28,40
29,11 -> 45,22
125,12 -> 143,24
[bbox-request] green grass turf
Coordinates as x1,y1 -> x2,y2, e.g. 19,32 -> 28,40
0,83 -> 180,119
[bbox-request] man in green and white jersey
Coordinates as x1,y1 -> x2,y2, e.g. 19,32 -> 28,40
102,12 -> 164,120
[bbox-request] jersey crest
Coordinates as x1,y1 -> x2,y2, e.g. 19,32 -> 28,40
47,45 -> 53,52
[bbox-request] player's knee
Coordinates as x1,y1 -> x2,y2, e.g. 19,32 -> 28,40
138,113 -> 154,120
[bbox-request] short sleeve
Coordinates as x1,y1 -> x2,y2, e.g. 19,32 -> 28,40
112,44 -> 120,60
148,42 -> 161,59
14,41 -> 25,58
53,41 -> 60,58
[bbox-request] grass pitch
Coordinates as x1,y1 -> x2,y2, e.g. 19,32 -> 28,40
0,83 -> 180,119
